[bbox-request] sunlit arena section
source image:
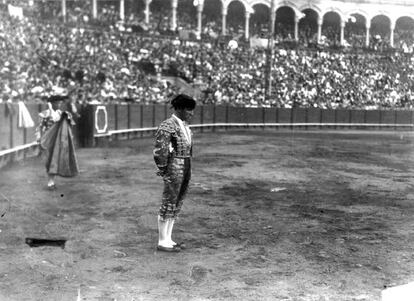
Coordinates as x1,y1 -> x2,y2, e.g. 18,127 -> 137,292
0,0 -> 414,300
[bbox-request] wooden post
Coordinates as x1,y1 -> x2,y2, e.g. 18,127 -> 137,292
127,104 -> 131,140
140,104 -> 144,138
319,109 -> 323,130
225,105 -> 229,130
262,107 -> 265,130
114,104 -> 118,131
394,110 -> 398,130
334,109 -> 338,129
212,104 -> 216,132
276,108 -> 279,124
152,105 -> 156,128
200,106 -> 204,133
305,108 -> 309,130
9,108 -> 13,149
23,128 -> 27,159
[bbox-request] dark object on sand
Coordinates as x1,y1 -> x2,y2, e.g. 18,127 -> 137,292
25,238 -> 66,249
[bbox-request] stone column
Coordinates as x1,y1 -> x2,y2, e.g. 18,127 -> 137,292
294,16 -> 299,41
196,1 -> 204,40
340,20 -> 345,46
365,24 -> 370,47
222,6 -> 227,35
61,0 -> 66,22
390,22 -> 395,48
145,0 -> 152,25
92,0 -> 97,19
171,0 -> 178,31
317,16 -> 322,44
244,11 -> 251,40
270,5 -> 276,38
120,0 -> 125,21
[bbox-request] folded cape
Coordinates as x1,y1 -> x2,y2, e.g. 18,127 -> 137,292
18,101 -> 35,128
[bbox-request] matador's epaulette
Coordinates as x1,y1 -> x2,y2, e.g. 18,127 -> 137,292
157,117 -> 179,133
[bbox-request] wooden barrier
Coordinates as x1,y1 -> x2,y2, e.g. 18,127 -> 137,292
0,103 -> 76,168
278,108 -> 291,123
350,110 -> 365,124
321,109 -> 336,124
264,108 -> 277,124
366,110 -> 381,124
0,103 -> 413,168
89,105 -> 413,146
382,111 -> 396,124
192,105 -> 202,125
396,110 -> 413,124
292,108 -> 307,123
0,104 -> 9,151
117,105 -> 129,130
202,105 -> 215,124
307,108 -> 321,123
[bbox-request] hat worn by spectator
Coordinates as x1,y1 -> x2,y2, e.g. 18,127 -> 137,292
170,94 -> 196,110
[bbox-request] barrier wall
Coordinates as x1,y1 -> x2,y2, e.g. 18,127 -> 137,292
0,103 -> 77,168
0,103 -> 48,151
91,104 -> 413,146
0,103 -> 413,168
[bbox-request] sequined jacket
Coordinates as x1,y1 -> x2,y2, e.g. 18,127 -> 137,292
153,116 -> 193,171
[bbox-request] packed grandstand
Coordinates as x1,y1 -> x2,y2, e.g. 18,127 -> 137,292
1,0 -> 414,109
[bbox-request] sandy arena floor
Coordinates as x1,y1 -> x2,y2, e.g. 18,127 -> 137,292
0,129 -> 413,301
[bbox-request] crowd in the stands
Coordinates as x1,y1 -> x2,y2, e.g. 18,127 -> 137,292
0,0 -> 413,109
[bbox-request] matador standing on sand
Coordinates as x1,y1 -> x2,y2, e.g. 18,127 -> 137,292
153,94 -> 196,252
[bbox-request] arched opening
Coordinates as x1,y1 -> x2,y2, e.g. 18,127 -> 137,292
37,0 -> 61,20
275,6 -> 295,41
227,0 -> 246,37
130,0 -> 145,19
149,0 -> 171,33
370,15 -> 391,48
204,0 -> 222,23
203,0 -> 222,37
98,0 -> 120,24
299,9 -> 318,44
65,0 -> 91,24
395,16 -> 414,50
177,0 -> 197,30
250,3 -> 269,38
344,13 -> 366,48
322,11 -> 341,46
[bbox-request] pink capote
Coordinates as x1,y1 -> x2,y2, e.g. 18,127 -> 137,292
40,113 -> 79,177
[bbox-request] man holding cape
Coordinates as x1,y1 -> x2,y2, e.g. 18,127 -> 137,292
36,94 -> 79,189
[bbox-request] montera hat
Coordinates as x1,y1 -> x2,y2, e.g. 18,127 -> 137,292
170,94 -> 196,110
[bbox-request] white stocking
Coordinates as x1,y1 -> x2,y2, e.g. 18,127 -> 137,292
47,174 -> 55,186
158,216 -> 173,247
166,219 -> 176,246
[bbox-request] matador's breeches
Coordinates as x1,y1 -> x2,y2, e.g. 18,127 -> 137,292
159,157 -> 191,220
